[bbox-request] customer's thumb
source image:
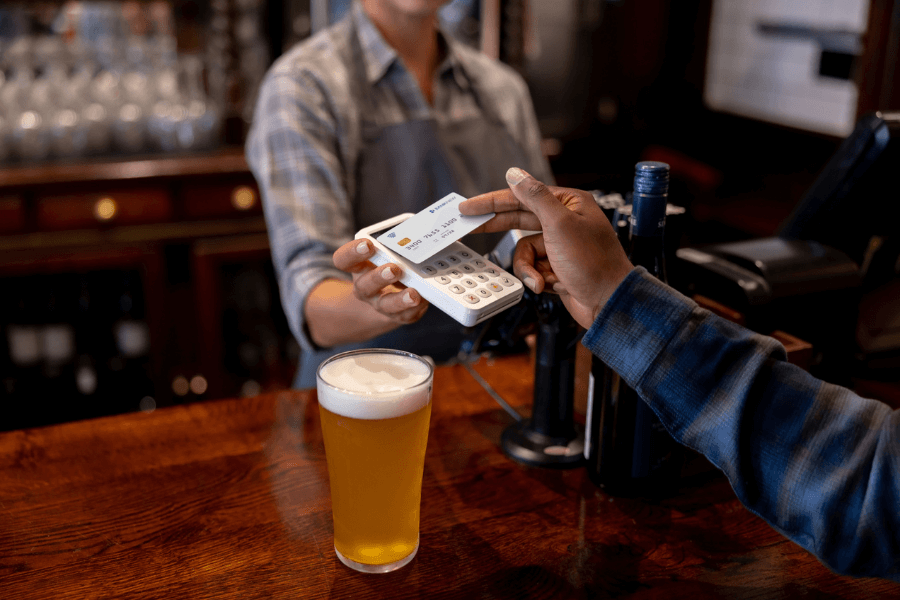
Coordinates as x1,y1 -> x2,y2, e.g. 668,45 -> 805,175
505,167 -> 565,223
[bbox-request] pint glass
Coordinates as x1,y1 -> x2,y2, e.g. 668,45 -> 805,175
316,349 -> 434,573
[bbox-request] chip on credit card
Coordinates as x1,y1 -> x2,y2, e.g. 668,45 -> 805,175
375,193 -> 494,264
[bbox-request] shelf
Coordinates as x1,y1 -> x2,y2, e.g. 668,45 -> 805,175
0,216 -> 268,257
0,147 -> 251,190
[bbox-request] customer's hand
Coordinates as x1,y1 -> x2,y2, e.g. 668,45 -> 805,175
460,168 -> 633,329
332,239 -> 429,325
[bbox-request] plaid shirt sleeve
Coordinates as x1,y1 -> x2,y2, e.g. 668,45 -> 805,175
245,65 -> 357,352
583,267 -> 900,580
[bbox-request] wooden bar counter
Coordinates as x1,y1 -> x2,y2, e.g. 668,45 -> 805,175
1,354 -> 897,599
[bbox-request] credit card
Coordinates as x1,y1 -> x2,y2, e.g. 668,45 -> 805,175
376,193 -> 494,264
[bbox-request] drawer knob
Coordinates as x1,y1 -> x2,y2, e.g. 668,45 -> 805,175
93,197 -> 118,221
231,186 -> 257,211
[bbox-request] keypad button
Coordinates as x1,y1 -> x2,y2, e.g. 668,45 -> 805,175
464,294 -> 480,304
421,266 -> 438,276
436,275 -> 452,285
499,276 -> 516,287
460,264 -> 475,273
488,283 -> 504,293
476,288 -> 492,298
473,259 -> 486,268
474,274 -> 489,283
446,255 -> 461,264
461,278 -> 477,288
485,267 -> 499,276
448,269 -> 463,279
459,250 -> 472,259
449,284 -> 465,294
434,260 -> 449,269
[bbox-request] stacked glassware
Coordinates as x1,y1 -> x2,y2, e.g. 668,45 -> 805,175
0,2 -> 223,164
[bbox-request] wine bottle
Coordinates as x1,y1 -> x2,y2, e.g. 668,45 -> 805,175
6,280 -> 43,414
41,274 -> 79,424
111,270 -> 155,412
584,161 -> 683,496
74,275 -> 99,399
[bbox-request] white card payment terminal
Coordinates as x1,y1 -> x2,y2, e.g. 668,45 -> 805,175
356,213 -> 525,327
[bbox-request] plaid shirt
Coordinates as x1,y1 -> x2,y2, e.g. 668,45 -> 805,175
584,267 -> 900,580
245,2 -> 551,351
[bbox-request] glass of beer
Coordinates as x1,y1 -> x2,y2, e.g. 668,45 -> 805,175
316,348 -> 434,573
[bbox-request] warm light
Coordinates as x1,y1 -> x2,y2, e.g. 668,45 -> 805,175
19,111 -> 40,129
76,365 -> 97,395
231,186 -> 256,211
189,375 -> 208,395
241,380 -> 261,397
120,103 -> 141,122
93,197 -> 118,221
187,100 -> 206,118
139,396 -> 156,413
172,376 -> 190,396
84,103 -> 106,122
58,109 -> 78,128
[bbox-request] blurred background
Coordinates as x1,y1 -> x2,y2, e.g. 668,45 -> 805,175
2,0 -> 898,430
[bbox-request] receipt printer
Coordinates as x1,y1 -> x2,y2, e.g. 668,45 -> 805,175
677,239 -> 861,324
676,238 -> 862,379
675,112 -> 900,376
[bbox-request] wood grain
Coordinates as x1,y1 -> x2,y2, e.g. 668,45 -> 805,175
0,355 -> 896,599
0,147 -> 250,191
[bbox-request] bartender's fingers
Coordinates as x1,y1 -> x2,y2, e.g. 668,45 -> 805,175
352,263 -> 416,302
333,238 -> 376,273
374,289 -> 429,323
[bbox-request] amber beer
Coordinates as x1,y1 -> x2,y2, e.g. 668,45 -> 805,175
316,349 -> 433,573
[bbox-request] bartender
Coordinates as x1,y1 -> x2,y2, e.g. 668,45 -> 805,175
246,0 -> 552,387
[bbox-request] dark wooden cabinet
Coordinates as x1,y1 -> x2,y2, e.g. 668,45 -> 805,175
0,147 -> 294,431
192,232 -> 297,401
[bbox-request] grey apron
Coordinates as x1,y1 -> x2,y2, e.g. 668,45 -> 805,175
294,41 -> 531,388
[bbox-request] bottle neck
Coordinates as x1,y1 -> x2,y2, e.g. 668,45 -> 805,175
628,193 -> 667,282
630,194 -> 666,237
628,233 -> 667,282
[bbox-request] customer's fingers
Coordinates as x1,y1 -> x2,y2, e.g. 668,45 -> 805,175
504,168 -> 570,226
460,189 -> 542,233
512,233 -> 549,293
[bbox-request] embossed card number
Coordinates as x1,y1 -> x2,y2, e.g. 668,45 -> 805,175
375,193 -> 494,264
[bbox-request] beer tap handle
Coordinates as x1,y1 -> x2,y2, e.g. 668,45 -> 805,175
500,292 -> 585,468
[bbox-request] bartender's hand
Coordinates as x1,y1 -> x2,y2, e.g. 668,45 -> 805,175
460,168 -> 633,329
332,238 -> 429,324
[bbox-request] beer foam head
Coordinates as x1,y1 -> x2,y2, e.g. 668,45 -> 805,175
317,351 -> 433,420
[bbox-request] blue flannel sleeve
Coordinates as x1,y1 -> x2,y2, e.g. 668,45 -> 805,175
583,267 -> 900,580
245,67 -> 355,352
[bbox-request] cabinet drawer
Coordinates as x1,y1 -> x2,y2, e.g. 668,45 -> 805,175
36,188 -> 173,230
0,196 -> 25,233
181,181 -> 262,219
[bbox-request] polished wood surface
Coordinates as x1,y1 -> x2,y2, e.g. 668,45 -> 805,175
0,147 -> 250,190
1,354 -> 896,599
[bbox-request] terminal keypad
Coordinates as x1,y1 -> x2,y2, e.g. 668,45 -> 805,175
423,253 -> 519,305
